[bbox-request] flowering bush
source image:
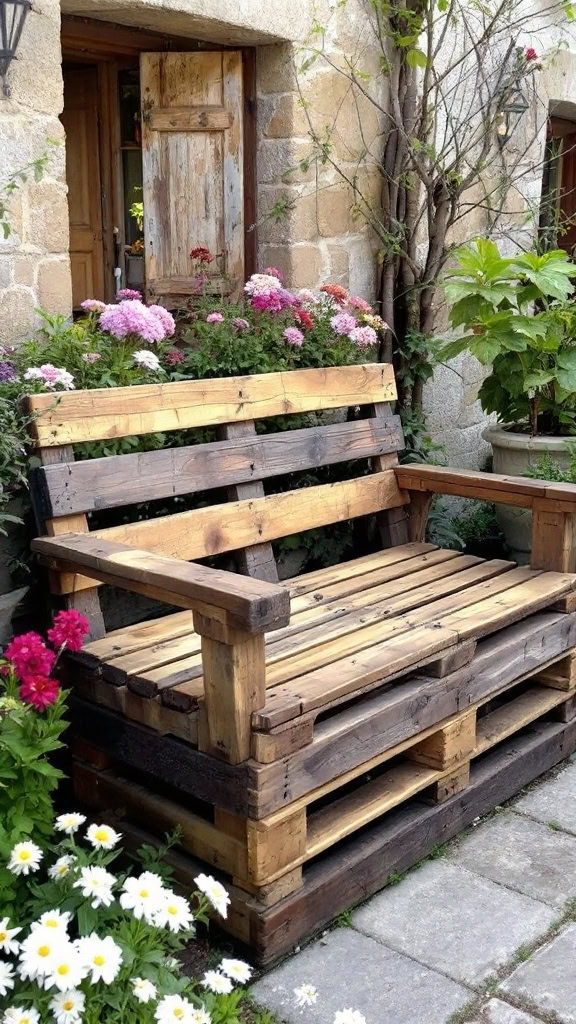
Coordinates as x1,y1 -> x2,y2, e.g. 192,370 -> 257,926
0,820 -> 253,1024
0,612 -> 90,914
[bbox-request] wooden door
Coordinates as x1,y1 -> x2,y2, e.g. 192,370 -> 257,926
140,52 -> 244,302
62,66 -> 105,306
560,131 -> 576,256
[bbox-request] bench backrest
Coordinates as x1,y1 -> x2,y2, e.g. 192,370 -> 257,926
26,363 -> 407,635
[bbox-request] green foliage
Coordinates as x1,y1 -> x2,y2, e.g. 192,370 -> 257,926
523,439 -> 576,482
436,240 -> 576,435
452,501 -> 500,544
0,142 -> 58,239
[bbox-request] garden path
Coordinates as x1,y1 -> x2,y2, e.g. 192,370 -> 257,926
252,755 -> 576,1023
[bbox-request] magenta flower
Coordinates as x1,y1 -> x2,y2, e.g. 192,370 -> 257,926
331,312 -> 357,336
0,360 -> 17,381
164,349 -> 186,365
251,288 -> 295,314
232,317 -> 250,330
349,325 -> 378,347
81,299 -> 107,313
100,300 -> 166,343
263,266 -> 283,281
148,304 -> 176,337
24,364 -> 75,390
206,312 -> 225,324
283,327 -> 304,346
347,295 -> 372,313
47,609 -> 90,652
117,288 -> 142,300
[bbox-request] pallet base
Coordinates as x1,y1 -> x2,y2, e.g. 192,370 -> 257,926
114,717 -> 576,964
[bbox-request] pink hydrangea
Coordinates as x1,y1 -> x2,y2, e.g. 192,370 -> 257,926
206,312 -> 224,323
117,288 -> 142,300
148,304 -> 176,336
24,364 -> 75,390
4,632 -> 56,680
244,273 -> 283,297
349,325 -> 378,347
81,299 -> 107,313
263,267 -> 283,280
47,609 -> 90,652
133,349 -> 162,371
100,300 -> 166,343
82,352 -> 101,364
283,327 -> 304,346
347,295 -> 373,313
251,288 -> 295,314
331,312 -> 357,336
232,317 -> 250,330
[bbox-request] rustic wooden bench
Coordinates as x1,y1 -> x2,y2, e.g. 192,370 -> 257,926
25,362 -> 576,959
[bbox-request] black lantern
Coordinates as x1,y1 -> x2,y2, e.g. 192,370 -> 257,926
0,0 -> 32,97
496,79 -> 530,146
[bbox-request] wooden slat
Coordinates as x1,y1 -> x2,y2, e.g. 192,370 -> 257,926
34,416 -> 403,518
81,611 -> 193,665
288,542 -> 437,595
149,106 -> 232,130
474,686 -> 568,754
25,364 -> 397,447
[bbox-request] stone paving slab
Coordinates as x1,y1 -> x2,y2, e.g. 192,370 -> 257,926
514,763 -> 576,833
500,923 -> 576,1023
469,998 -> 541,1023
449,811 -> 576,906
352,860 -> 556,985
251,927 -> 471,1024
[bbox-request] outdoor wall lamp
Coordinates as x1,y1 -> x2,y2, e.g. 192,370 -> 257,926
0,0 -> 32,97
496,81 -> 530,146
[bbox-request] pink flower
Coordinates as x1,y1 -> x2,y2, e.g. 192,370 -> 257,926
206,312 -> 224,323
19,675 -> 60,711
321,284 -> 348,302
263,267 -> 283,281
525,47 -> 538,61
294,310 -> 314,330
100,300 -> 166,343
82,352 -> 101,364
244,273 -> 283,297
47,609 -> 90,653
283,327 -> 304,346
81,299 -> 107,313
4,632 -> 56,680
190,246 -> 215,263
251,288 -> 295,314
347,295 -> 373,313
164,348 -> 186,365
116,288 -> 142,300
24,365 -> 75,390
148,304 -> 176,337
349,325 -> 378,347
331,312 -> 357,336
232,317 -> 250,330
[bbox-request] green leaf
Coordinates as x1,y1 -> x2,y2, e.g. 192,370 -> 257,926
471,338 -> 501,364
406,48 -> 428,68
556,368 -> 576,393
448,295 -> 492,328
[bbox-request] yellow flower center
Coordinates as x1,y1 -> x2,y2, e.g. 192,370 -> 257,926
94,829 -> 109,841
0,931 -> 6,941
45,919 -> 58,928
57,964 -> 70,975
94,955 -> 105,966
168,906 -> 177,915
19,851 -> 30,861
58,866 -> 68,875
173,1011 -> 184,1020
22,1018 -> 30,1024
38,945 -> 51,957
63,1001 -> 74,1011
139,889 -> 149,898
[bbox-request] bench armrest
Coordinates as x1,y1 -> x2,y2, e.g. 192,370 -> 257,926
32,533 -> 290,635
395,464 -> 576,509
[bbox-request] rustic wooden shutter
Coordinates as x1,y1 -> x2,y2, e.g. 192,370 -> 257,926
140,51 -> 244,301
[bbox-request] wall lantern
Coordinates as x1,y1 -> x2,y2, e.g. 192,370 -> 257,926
0,0 -> 32,97
496,80 -> 530,146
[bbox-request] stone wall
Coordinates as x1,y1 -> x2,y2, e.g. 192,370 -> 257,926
0,0 -> 70,347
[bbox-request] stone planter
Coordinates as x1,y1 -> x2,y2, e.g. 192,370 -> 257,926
482,424 -> 573,563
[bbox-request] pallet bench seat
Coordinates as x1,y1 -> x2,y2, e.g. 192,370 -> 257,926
24,361 -> 576,959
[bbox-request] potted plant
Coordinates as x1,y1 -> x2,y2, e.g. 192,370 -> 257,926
436,239 -> 576,560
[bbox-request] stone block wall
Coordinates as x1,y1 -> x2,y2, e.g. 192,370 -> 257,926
0,0 -> 70,348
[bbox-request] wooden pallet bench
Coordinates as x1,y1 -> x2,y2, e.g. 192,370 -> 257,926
24,362 -> 576,957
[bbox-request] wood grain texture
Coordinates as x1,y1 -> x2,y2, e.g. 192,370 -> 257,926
149,107 -> 232,131
531,508 -> 576,573
200,632 -> 266,764
25,364 -> 396,446
396,463 -> 576,507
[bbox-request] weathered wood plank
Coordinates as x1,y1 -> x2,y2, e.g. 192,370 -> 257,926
395,463 -> 574,503
531,506 -> 576,573
149,106 -> 232,131
25,364 -> 396,446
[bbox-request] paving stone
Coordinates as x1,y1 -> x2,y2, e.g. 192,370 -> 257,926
251,927 -> 471,1024
468,998 -> 540,1023
501,924 -> 576,1022
515,763 -> 576,833
450,812 -> 576,906
352,860 -> 556,986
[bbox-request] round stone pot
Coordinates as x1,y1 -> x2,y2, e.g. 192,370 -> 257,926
482,424 -> 573,563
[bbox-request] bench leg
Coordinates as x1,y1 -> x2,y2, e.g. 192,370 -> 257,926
531,506 -> 576,573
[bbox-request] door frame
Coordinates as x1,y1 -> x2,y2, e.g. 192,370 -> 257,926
61,16 -> 257,301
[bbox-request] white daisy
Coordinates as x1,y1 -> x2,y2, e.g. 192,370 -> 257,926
32,910 -> 71,933
85,823 -> 122,850
194,874 -> 230,918
220,958 -> 252,984
55,812 -> 86,835
190,1010 -> 211,1024
0,959 -> 15,996
201,970 -> 233,995
76,933 -> 123,984
43,943 -> 86,992
154,993 -> 195,1022
49,989 -> 86,1024
0,917 -> 21,955
294,984 -> 319,1007
333,1012 -> 367,1024
49,855 -> 76,881
73,865 -> 116,908
3,1007 -> 41,1024
154,891 -> 193,933
131,976 -> 157,1003
7,841 -> 43,876
18,927 -> 63,980
119,871 -> 165,924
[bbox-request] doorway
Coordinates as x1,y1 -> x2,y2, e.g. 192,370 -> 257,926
60,17 -> 256,308
539,112 -> 576,255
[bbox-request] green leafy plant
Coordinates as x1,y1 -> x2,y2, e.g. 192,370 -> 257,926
523,439 -> 576,482
0,143 -> 57,240
436,240 -> 576,436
